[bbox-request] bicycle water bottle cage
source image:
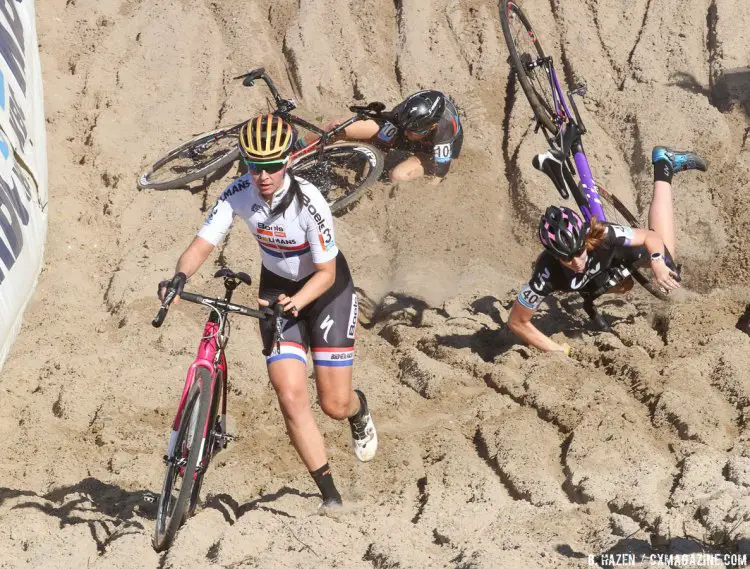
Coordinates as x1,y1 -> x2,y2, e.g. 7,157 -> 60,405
532,148 -> 577,200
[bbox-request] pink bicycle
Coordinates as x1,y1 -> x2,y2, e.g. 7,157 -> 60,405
150,268 -> 284,551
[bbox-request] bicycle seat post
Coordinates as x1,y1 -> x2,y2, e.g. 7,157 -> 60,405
223,277 -> 239,302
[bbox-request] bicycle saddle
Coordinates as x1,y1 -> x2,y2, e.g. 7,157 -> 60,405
532,149 -> 576,199
213,268 -> 252,286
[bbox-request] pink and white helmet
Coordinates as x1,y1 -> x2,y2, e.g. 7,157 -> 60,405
538,206 -> 589,260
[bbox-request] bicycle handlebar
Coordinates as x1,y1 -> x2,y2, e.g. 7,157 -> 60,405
152,290 -> 275,328
233,67 -> 296,113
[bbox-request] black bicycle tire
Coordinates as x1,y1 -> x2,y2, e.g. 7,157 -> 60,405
290,142 -> 385,214
152,367 -> 213,551
152,382 -> 198,551
597,186 -> 670,301
187,369 -> 223,516
138,125 -> 242,190
499,1 -> 559,134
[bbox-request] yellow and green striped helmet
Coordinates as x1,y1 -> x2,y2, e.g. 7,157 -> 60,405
239,114 -> 295,161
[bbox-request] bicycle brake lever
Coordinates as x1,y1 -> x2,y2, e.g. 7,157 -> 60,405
272,303 -> 285,354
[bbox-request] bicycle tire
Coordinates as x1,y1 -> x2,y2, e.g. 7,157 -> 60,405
138,125 -> 242,190
597,186 -> 670,301
499,1 -> 559,134
187,370 -> 223,517
152,367 -> 213,551
290,142 -> 384,214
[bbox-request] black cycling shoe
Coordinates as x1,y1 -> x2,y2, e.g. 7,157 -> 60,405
652,146 -> 707,173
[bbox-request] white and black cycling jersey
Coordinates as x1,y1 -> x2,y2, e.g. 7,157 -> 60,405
517,223 -> 644,310
198,173 -> 338,281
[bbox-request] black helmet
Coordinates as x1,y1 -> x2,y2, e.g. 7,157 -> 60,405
538,206 -> 589,260
396,90 -> 445,133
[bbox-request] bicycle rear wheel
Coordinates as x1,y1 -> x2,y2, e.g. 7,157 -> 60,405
499,1 -> 559,134
138,125 -> 242,190
597,186 -> 671,300
152,367 -> 213,551
291,142 -> 384,214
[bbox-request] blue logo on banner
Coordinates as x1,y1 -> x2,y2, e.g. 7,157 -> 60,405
0,136 -> 8,159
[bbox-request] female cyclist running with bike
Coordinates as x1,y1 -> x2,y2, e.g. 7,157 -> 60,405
159,114 -> 377,508
508,146 -> 706,354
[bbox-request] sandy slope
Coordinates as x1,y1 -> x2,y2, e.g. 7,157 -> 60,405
1,0 -> 749,567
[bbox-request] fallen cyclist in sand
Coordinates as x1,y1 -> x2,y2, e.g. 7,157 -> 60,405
507,146 -> 707,355
326,90 -> 462,185
158,114 -> 377,509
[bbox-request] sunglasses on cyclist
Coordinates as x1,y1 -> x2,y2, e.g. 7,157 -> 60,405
244,158 -> 288,174
558,245 -> 587,262
407,125 -> 434,136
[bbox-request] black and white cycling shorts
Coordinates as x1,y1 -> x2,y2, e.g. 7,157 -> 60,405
258,252 -> 358,368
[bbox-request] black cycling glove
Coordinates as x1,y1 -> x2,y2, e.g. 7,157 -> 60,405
158,272 -> 187,302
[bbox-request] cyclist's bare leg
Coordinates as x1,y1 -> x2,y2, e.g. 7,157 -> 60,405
390,155 -> 425,182
648,180 -> 677,256
268,359 -> 328,471
314,365 -> 360,420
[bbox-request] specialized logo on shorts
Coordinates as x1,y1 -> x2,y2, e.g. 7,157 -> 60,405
377,121 -> 397,143
434,143 -> 452,163
347,294 -> 359,339
320,315 -> 334,343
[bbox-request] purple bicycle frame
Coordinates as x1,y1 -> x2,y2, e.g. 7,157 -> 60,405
547,66 -> 607,223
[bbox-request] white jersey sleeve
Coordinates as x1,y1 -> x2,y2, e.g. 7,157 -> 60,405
298,180 -> 338,264
197,192 -> 234,245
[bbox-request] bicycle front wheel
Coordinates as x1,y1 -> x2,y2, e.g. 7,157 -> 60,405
597,186 -> 671,301
499,1 -> 559,134
138,125 -> 242,190
291,142 -> 384,214
153,367 -> 213,551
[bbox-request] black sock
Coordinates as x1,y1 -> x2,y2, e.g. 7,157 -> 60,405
348,390 -> 367,423
654,159 -> 673,184
310,462 -> 341,503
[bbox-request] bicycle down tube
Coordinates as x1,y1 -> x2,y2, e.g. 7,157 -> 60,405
546,57 -> 607,223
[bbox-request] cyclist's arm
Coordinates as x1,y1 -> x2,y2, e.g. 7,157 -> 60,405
175,236 -> 215,278
287,257 -> 336,311
607,225 -> 678,288
324,118 -> 381,142
507,299 -> 568,353
608,224 -> 664,255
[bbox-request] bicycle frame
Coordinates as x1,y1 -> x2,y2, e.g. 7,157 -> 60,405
536,56 -> 607,223
236,67 -> 390,163
167,311 -> 228,465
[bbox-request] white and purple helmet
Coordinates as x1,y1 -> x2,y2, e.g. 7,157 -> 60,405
538,206 -> 589,260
